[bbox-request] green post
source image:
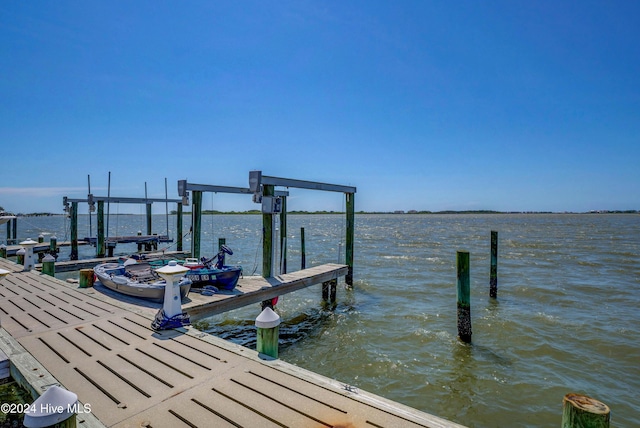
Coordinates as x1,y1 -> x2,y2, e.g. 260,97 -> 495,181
279,195 -> 287,274
256,307 -> 281,359
457,250 -> 472,343
145,203 -> 153,251
16,248 -> 24,265
345,192 -> 355,286
218,238 -> 226,265
262,185 -> 275,278
38,235 -> 44,243
300,227 -> 306,270
191,191 -> 202,259
562,393 -> 610,428
42,254 -> 55,277
79,269 -> 94,288
176,203 -> 183,251
70,202 -> 78,260
11,218 -> 17,245
49,235 -> 57,258
97,200 -> 105,258
0,245 -> 6,258
490,230 -> 498,298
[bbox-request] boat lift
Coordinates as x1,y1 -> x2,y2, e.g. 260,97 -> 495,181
62,194 -> 183,260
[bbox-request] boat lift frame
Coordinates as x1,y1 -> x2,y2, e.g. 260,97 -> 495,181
63,194 -> 183,260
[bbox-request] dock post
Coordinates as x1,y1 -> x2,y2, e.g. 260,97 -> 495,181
562,393 -> 610,428
49,235 -> 57,259
97,200 -> 105,258
176,202 -> 183,251
0,244 -> 6,258
300,227 -> 306,269
5,220 -> 9,244
256,307 -> 281,359
457,251 -> 472,343
20,238 -> 38,272
42,254 -> 56,277
23,385 -> 77,428
79,269 -> 94,288
490,230 -> 498,298
151,261 -> 190,330
218,238 -> 226,265
191,190 -> 203,259
262,185 -> 275,278
38,234 -> 44,243
280,196 -> 287,274
11,218 -> 17,245
137,230 -> 143,252
345,192 -> 355,286
145,203 -> 153,251
70,202 -> 78,260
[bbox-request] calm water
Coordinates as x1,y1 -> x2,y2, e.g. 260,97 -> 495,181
9,213 -> 640,427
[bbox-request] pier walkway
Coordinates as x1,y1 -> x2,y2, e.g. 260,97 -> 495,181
0,258 -> 464,428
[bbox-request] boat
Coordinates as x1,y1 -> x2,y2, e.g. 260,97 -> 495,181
93,259 -> 192,302
183,245 -> 243,291
0,213 -> 16,226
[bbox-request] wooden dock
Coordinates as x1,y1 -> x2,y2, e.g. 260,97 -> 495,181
0,258 -> 465,428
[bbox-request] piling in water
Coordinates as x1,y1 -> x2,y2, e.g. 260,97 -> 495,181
300,227 -> 306,270
490,230 -> 498,298
456,251 -> 472,343
79,269 -> 94,288
562,393 -> 610,428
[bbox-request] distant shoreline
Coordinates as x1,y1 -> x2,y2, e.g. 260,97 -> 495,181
11,209 -> 640,217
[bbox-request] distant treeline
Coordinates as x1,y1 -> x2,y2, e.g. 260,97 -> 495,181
11,209 -> 640,216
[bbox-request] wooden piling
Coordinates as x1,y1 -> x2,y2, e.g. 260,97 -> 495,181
280,195 -> 287,274
457,251 -> 472,343
16,248 -> 24,265
262,184 -> 275,278
490,230 -> 498,298
145,203 -> 153,251
345,192 -> 355,286
38,235 -> 44,243
97,200 -> 105,258
256,307 -> 281,359
191,190 -> 203,259
176,202 -> 183,251
42,254 -> 55,277
0,245 -> 6,258
218,238 -> 226,265
11,218 -> 17,245
79,268 -> 94,288
70,202 -> 78,260
300,227 -> 306,270
562,393 -> 610,428
49,236 -> 57,257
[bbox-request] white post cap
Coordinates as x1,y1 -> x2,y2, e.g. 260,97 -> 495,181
20,238 -> 38,247
255,307 -> 281,329
23,385 -> 78,428
156,260 -> 189,276
42,254 -> 56,262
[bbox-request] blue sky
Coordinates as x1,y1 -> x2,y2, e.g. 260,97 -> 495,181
1,1 -> 639,214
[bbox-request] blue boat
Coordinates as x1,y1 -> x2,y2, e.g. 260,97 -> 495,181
183,245 -> 242,291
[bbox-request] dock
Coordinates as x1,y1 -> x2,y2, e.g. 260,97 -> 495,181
0,258 -> 464,428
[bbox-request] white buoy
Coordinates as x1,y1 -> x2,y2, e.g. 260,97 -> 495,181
20,238 -> 38,271
23,385 -> 77,428
155,260 -> 189,318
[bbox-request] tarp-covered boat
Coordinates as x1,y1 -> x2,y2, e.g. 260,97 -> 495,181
94,260 -> 192,302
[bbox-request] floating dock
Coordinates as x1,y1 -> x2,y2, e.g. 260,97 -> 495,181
0,258 -> 465,428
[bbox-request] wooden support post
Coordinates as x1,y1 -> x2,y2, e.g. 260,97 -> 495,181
562,393 -> 610,428
5,220 -> 9,244
49,235 -> 57,259
262,184 -> 275,278
137,230 -> 143,252
176,203 -> 183,251
42,254 -> 55,277
38,235 -> 44,243
457,251 -> 472,343
256,307 -> 281,359
70,202 -> 78,260
16,248 -> 24,265
279,195 -> 287,274
11,218 -> 17,245
490,230 -> 498,298
145,203 -> 153,251
322,281 -> 329,301
345,192 -> 355,286
300,227 -> 306,270
218,238 -> 226,265
79,268 -> 94,288
0,245 -> 6,258
191,190 -> 202,259
97,200 -> 105,258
